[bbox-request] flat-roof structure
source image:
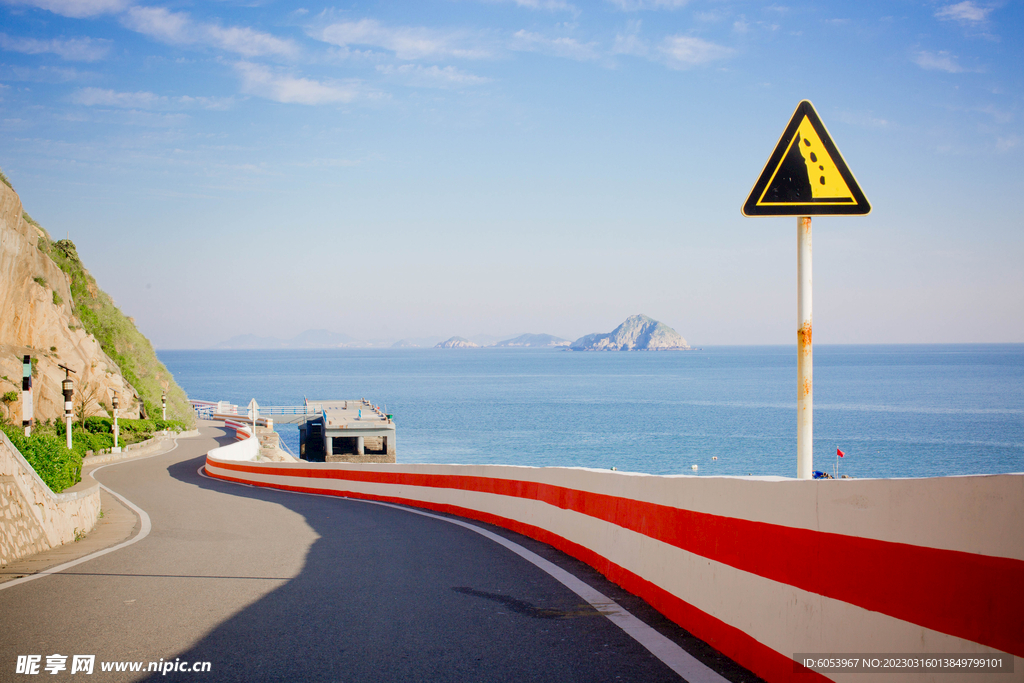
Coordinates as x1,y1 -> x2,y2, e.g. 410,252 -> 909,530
298,399 -> 396,463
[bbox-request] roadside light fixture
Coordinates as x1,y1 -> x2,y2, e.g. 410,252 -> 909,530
58,363 -> 76,450
112,392 -> 121,453
162,391 -> 167,421
22,355 -> 33,436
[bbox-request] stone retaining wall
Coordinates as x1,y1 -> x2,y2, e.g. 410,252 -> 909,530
0,432 -> 100,567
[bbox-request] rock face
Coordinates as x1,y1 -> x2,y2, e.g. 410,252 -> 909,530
570,314 -> 690,351
492,333 -> 570,348
434,336 -> 480,349
0,179 -> 178,423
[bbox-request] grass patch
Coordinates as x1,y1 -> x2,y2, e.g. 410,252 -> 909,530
0,168 -> 12,190
23,211 -> 41,229
33,276 -> 47,287
52,291 -> 63,306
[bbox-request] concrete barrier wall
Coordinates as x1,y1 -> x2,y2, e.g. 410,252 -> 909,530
204,453 -> 1024,683
208,428 -> 258,461
0,432 -> 100,566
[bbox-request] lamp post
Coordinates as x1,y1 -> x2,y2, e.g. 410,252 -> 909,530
112,392 -> 121,453
22,355 -> 33,436
162,391 -> 167,421
58,364 -> 76,450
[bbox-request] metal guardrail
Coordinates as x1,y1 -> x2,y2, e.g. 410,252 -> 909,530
258,405 -> 323,415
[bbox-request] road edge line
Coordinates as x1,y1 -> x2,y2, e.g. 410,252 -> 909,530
198,464 -> 729,683
0,439 -> 176,592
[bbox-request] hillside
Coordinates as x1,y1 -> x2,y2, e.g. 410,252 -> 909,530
570,315 -> 690,351
0,171 -> 193,427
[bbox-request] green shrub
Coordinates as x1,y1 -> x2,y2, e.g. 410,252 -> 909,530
73,429 -> 113,452
121,418 -> 155,433
33,276 -> 47,287
1,425 -> 82,493
154,419 -> 187,432
52,291 -> 63,306
84,416 -> 113,433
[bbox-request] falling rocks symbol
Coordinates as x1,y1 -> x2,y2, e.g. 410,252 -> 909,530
742,100 -> 870,216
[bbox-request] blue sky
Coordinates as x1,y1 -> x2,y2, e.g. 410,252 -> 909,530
1,0 -> 1021,348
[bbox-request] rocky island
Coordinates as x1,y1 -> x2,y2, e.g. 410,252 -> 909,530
570,314 -> 690,351
434,336 -> 480,349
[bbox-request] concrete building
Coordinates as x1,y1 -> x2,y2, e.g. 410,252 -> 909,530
298,399 -> 396,464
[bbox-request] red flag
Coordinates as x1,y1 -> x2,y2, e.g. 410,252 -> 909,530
837,448 -> 845,457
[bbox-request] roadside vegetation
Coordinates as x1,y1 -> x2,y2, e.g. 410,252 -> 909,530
0,417 -> 188,493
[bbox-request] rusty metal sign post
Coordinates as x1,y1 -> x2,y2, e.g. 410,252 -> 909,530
742,100 -> 870,479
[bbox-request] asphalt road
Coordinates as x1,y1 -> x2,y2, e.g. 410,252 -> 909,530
0,426 -> 761,683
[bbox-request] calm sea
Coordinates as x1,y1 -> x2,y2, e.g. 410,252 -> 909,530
158,345 -> 1024,479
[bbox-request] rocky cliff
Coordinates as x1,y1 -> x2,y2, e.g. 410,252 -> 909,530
0,175 -> 192,426
570,314 -> 690,351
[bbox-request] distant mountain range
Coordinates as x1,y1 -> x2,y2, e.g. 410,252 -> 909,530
213,329 -> 365,349
214,317 -> 688,350
492,333 -> 570,347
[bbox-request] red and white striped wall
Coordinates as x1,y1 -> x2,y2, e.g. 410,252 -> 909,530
203,449 -> 1023,683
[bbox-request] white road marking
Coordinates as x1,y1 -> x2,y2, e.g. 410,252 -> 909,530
0,439 -> 177,592
201,464 -> 730,683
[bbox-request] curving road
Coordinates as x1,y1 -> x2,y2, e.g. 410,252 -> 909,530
0,426 -> 760,682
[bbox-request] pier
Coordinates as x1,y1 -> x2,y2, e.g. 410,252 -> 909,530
299,399 -> 396,463
190,398 -> 397,464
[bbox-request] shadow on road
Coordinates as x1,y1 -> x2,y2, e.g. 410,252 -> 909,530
150,431 -> 760,683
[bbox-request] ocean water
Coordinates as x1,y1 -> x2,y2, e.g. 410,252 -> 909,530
158,345 -> 1024,479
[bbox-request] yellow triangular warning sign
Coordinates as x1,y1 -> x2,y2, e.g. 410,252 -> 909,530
743,101 -> 870,216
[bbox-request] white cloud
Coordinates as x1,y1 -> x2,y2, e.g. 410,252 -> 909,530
70,86 -> 231,109
318,19 -> 489,60
913,50 -> 969,73
377,63 -> 489,87
612,20 -> 647,56
483,0 -> 576,10
2,64 -> 90,82
0,33 -> 111,61
72,87 -> 165,108
123,7 -> 193,44
235,62 -> 361,105
0,0 -> 129,18
995,135 -> 1019,153
935,1 -> 992,23
659,35 -> 733,68
607,0 -> 688,10
122,7 -> 296,58
511,29 -> 599,60
837,110 -> 891,129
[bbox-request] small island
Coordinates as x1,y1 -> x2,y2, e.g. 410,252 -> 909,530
434,336 -> 480,349
570,314 -> 690,351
